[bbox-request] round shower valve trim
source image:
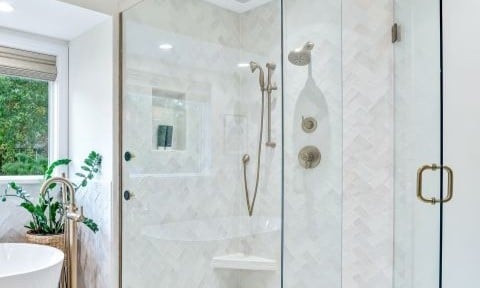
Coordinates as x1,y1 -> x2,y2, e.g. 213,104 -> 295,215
302,116 -> 317,133
298,146 -> 321,169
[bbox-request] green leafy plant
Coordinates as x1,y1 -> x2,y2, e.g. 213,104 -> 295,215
0,151 -> 102,234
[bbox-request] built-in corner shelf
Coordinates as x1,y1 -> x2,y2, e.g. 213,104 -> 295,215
211,253 -> 277,271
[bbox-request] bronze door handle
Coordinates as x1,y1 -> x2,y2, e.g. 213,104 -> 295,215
416,164 -> 454,205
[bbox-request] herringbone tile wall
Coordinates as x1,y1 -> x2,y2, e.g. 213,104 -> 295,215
342,0 -> 394,287
283,0 -> 343,287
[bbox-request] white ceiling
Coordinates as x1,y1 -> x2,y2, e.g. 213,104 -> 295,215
202,0 -> 273,13
0,0 -> 109,41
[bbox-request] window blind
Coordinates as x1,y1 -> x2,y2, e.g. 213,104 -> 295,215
0,46 -> 57,81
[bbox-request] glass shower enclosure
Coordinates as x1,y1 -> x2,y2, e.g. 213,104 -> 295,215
121,0 -> 343,287
121,0 -> 285,287
121,0 -> 448,287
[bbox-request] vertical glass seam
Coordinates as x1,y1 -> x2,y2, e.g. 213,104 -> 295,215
439,0 -> 445,286
280,0 -> 285,287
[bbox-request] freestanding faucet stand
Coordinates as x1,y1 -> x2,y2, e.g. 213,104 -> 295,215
40,177 -> 84,288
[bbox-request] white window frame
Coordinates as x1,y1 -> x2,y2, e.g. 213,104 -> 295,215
0,28 -> 69,184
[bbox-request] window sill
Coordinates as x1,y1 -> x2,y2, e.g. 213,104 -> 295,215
0,175 -> 44,185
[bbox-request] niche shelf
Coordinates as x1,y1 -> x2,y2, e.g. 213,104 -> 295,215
211,253 -> 277,271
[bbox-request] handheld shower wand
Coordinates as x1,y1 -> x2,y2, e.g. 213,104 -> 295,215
250,61 -> 265,91
242,61 -> 277,216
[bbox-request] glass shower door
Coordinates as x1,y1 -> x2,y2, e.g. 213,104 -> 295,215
393,0 -> 444,287
121,1 -> 283,288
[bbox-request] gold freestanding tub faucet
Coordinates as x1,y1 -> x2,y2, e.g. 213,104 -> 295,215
40,177 -> 84,288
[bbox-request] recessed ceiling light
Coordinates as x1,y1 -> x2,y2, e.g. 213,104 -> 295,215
159,43 -> 173,50
0,1 -> 14,13
237,63 -> 250,68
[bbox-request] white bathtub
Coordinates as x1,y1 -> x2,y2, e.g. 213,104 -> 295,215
0,243 -> 64,288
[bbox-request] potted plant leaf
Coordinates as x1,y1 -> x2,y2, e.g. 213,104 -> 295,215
0,151 -> 102,252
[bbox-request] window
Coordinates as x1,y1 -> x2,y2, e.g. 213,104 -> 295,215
0,75 -> 49,175
0,30 -> 68,182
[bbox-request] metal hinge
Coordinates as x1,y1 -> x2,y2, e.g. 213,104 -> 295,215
392,23 -> 400,43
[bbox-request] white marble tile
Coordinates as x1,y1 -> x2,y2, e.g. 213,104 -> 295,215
342,0 -> 394,287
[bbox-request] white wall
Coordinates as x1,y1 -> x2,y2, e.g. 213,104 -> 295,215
68,18 -> 114,288
443,1 -> 480,287
342,0 -> 394,287
58,2 -> 121,287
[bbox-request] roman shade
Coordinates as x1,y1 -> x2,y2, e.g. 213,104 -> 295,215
0,46 -> 57,81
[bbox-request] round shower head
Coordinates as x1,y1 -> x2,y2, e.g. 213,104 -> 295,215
288,41 -> 315,66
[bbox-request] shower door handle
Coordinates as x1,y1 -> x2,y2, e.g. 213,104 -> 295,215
416,164 -> 454,205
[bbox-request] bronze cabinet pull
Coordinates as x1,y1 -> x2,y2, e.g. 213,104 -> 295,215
416,164 -> 454,205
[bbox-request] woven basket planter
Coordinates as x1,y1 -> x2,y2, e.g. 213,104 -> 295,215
25,232 -> 66,253
25,232 -> 68,288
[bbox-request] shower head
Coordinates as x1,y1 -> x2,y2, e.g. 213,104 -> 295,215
288,41 -> 314,66
250,61 -> 265,91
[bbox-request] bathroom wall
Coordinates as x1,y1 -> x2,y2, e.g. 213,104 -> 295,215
443,1 -> 480,287
68,18 -> 114,288
283,0 -> 343,287
342,0 -> 394,287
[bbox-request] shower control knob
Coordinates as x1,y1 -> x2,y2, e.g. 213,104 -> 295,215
302,116 -> 317,133
298,146 -> 321,169
123,190 -> 135,201
124,151 -> 135,162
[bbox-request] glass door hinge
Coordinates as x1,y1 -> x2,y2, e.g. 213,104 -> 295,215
392,23 -> 400,43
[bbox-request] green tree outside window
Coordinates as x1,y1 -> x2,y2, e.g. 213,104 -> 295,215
0,75 -> 49,175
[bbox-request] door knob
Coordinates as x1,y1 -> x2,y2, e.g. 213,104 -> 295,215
123,190 -> 135,201
124,151 -> 135,162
